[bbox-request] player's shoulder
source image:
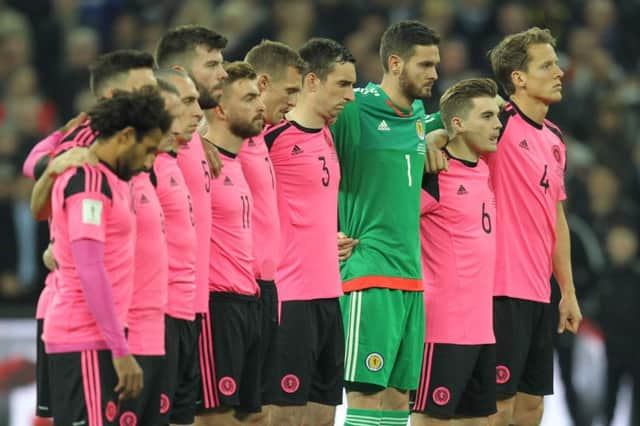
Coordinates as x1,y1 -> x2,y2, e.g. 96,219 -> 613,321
61,164 -> 113,200
354,85 -> 383,100
263,120 -> 293,150
543,118 -> 564,144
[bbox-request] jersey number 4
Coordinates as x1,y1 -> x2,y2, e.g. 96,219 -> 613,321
539,164 -> 549,194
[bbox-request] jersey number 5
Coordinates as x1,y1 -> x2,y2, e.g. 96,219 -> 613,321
482,202 -> 492,234
318,156 -> 330,187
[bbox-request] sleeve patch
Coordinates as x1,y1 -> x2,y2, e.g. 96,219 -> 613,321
82,198 -> 103,225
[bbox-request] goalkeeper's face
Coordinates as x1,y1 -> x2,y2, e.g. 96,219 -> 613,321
399,44 -> 440,101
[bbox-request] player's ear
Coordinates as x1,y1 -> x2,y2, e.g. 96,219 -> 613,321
388,54 -> 402,76
118,126 -> 137,145
304,72 -> 319,93
451,116 -> 463,133
511,70 -> 525,90
257,74 -> 270,93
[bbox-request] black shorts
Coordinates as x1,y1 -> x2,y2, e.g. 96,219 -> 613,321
263,298 -> 344,407
259,280 -> 278,394
162,314 -> 201,425
117,355 -> 165,425
36,319 -> 52,418
412,343 -> 497,418
48,349 -> 119,425
493,296 -> 554,397
198,291 -> 262,413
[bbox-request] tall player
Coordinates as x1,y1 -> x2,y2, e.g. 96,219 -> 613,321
242,40 -> 305,411
411,78 -> 502,426
24,49 -> 156,421
262,38 -> 356,426
197,61 -> 265,425
155,27 -> 228,425
487,28 -> 582,426
43,88 -> 171,425
331,21 -> 440,426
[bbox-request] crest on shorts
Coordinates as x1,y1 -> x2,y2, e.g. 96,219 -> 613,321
105,400 -> 117,422
432,386 -> 451,406
416,119 -> 426,140
365,352 -> 384,372
496,365 -> 511,384
119,411 -> 138,426
218,376 -> 237,396
281,374 -> 301,394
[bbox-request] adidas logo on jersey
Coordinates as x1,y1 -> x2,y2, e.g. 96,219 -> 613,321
223,176 -> 233,186
377,120 -> 391,131
457,185 -> 468,195
170,176 -> 179,186
519,139 -> 529,150
291,145 -> 303,155
140,194 -> 149,204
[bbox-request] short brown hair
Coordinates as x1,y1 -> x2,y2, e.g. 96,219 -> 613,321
245,40 -> 306,80
440,78 -> 498,132
156,25 -> 227,68
489,27 -> 556,95
223,61 -> 257,86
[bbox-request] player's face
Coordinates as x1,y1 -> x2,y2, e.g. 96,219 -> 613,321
461,97 -> 502,155
518,43 -> 564,104
169,74 -> 203,143
118,128 -> 163,180
399,44 -> 440,100
190,46 -> 228,109
317,62 -> 356,120
262,66 -> 301,125
123,68 -> 157,91
221,79 -> 265,139
159,91 -> 184,153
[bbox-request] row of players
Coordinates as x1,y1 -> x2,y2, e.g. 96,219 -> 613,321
25,20 -> 582,426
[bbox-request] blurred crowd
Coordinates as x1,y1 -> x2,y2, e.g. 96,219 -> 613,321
0,0 -> 638,424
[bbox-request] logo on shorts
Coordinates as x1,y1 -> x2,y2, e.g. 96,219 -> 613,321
281,374 -> 301,393
119,411 -> 138,426
160,393 -> 170,414
496,365 -> 511,384
105,400 -> 117,422
432,387 -> 451,406
365,353 -> 384,372
218,376 -> 237,396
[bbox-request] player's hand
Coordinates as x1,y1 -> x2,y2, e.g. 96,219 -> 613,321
204,143 -> 223,178
558,290 -> 582,334
47,147 -> 98,177
42,244 -> 57,271
425,129 -> 449,173
112,355 -> 144,400
58,112 -> 88,135
338,232 -> 359,261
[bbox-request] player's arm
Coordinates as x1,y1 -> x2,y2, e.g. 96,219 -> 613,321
23,112 -> 88,179
31,147 -> 97,220
553,202 -> 583,334
424,111 -> 448,173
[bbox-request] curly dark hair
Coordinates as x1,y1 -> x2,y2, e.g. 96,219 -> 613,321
89,49 -> 154,96
156,25 -> 228,68
88,86 -> 172,141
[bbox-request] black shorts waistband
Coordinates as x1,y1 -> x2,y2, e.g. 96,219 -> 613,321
210,291 -> 259,303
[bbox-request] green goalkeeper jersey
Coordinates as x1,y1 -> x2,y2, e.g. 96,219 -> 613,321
331,83 -> 441,293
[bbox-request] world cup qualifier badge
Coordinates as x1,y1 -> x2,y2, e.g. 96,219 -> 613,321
365,353 -> 384,372
416,119 -> 426,140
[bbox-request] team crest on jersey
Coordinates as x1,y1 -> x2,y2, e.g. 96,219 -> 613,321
416,119 -> 426,140
552,145 -> 562,164
365,352 -> 384,372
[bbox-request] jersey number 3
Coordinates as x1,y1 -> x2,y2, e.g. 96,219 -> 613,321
318,156 -> 330,187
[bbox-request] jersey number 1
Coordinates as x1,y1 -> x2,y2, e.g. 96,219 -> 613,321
405,154 -> 412,187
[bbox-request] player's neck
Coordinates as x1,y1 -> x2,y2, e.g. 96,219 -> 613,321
286,97 -> 325,129
89,140 -> 117,169
510,93 -> 549,125
447,137 -> 480,163
203,123 -> 244,154
379,75 -> 412,110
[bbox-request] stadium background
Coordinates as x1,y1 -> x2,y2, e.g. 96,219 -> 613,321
0,0 -> 638,425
